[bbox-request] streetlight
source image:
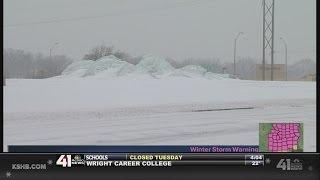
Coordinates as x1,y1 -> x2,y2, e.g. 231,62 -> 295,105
233,32 -> 244,77
280,37 -> 287,81
49,42 -> 59,59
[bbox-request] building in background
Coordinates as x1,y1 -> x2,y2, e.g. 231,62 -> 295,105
254,64 -> 285,81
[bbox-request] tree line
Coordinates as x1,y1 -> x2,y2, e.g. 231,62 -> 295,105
3,44 -> 315,80
3,48 -> 73,79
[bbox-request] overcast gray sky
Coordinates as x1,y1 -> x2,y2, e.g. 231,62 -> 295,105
4,0 -> 316,64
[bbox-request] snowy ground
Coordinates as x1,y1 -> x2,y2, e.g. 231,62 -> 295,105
3,77 -> 316,152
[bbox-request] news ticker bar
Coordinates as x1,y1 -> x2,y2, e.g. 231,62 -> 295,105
56,154 -> 265,167
1,154 -> 265,167
0,153 -> 318,180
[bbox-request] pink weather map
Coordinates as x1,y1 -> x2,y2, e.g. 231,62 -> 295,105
259,123 -> 303,152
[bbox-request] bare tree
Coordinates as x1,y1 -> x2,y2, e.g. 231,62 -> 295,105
82,44 -> 142,65
114,50 -> 131,61
83,45 -> 114,60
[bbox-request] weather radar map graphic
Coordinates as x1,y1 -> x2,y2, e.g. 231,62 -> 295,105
259,123 -> 303,152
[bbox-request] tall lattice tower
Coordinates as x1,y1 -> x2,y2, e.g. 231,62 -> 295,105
262,0 -> 275,81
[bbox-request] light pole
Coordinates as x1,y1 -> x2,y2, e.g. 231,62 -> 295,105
233,32 -> 244,77
280,37 -> 287,81
49,42 -> 59,59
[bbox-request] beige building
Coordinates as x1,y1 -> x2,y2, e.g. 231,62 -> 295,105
254,64 -> 285,81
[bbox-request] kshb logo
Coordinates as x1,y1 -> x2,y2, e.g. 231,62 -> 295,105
276,159 -> 303,171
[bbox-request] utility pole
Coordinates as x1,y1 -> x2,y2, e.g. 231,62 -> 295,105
233,32 -> 244,78
262,0 -> 266,81
280,37 -> 288,81
262,0 -> 275,81
271,0 -> 275,81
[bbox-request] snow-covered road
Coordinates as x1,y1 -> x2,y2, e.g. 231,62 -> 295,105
3,78 -> 316,152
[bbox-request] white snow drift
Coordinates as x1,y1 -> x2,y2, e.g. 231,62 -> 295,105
3,77 -> 316,151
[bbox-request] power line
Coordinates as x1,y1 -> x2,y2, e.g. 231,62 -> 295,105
4,14 -> 116,28
4,0 -> 214,28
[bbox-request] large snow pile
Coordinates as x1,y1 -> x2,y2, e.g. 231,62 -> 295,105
181,65 -> 207,75
169,65 -> 231,80
84,55 -> 135,77
61,54 -> 232,80
169,65 -> 207,78
61,60 -> 94,77
135,54 -> 175,77
61,55 -> 135,78
204,72 -> 232,80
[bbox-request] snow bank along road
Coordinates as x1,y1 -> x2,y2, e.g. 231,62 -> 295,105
3,78 -> 316,152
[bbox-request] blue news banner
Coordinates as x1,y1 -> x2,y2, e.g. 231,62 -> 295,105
8,145 -> 259,153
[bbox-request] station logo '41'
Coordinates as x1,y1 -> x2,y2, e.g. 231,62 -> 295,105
56,155 -> 72,167
276,159 -> 303,171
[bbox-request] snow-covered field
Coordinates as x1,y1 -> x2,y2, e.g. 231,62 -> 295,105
3,77 -> 316,152
3,55 -> 316,152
